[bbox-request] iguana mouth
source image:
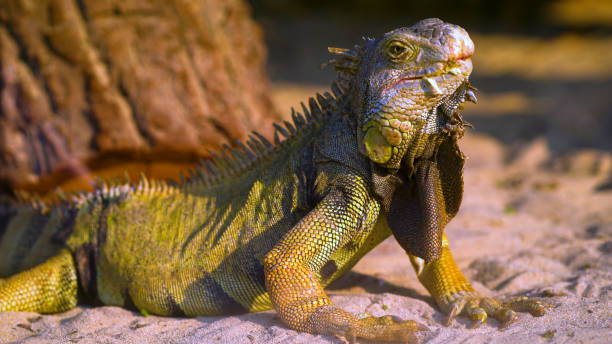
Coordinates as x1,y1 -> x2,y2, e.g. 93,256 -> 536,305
382,64 -> 445,93
383,57 -> 472,94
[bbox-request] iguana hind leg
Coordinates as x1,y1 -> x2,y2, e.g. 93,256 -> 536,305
264,176 -> 424,343
0,249 -> 78,313
410,234 -> 549,328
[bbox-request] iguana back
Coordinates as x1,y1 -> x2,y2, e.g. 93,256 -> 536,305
84,108 -> 331,315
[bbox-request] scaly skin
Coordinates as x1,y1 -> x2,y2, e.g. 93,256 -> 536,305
0,18 -> 548,342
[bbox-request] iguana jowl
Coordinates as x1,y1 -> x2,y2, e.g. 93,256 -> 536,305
0,18 -> 547,342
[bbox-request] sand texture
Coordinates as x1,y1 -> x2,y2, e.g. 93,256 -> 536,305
1,132 -> 611,344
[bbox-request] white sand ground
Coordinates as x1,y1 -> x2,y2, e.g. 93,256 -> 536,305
1,132 -> 611,344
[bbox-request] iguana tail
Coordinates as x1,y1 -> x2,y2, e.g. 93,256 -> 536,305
0,196 -> 76,278
0,195 -> 80,313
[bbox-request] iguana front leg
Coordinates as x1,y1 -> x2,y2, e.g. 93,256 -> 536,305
409,235 -> 549,328
263,176 -> 423,343
388,143 -> 548,328
0,249 -> 78,313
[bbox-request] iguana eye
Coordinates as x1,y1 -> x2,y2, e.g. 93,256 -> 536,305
389,44 -> 405,56
386,41 -> 412,59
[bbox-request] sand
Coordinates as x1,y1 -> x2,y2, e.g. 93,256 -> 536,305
1,130 -> 611,344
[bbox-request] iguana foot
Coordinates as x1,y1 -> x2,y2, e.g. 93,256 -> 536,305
441,292 -> 550,328
308,305 -> 426,343
410,235 -> 551,330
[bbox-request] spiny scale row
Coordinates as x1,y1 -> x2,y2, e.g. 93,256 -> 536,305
73,174 -> 177,206
325,44 -> 364,90
75,174 -> 178,205
185,92 -> 340,188
7,173 -> 174,211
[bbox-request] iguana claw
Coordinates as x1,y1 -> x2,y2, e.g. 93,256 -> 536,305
443,292 -> 550,329
465,89 -> 477,103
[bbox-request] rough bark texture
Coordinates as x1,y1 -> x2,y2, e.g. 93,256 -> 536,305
0,0 -> 279,194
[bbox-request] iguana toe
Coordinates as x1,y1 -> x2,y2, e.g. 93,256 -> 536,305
309,306 -> 426,343
502,296 -> 551,316
443,292 -> 551,329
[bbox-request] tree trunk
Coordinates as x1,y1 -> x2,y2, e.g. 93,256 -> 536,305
0,0 -> 279,194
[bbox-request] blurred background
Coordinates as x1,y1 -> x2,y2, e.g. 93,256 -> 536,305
0,0 -> 611,195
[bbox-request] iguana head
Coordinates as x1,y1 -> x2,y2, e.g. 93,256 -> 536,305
328,18 -> 475,170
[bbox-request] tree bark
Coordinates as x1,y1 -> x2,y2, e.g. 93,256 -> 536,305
0,0 -> 279,194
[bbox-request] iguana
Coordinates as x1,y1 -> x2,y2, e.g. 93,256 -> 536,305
0,18 -> 547,343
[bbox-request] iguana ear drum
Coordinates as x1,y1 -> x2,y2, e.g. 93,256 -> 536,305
364,127 -> 392,164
